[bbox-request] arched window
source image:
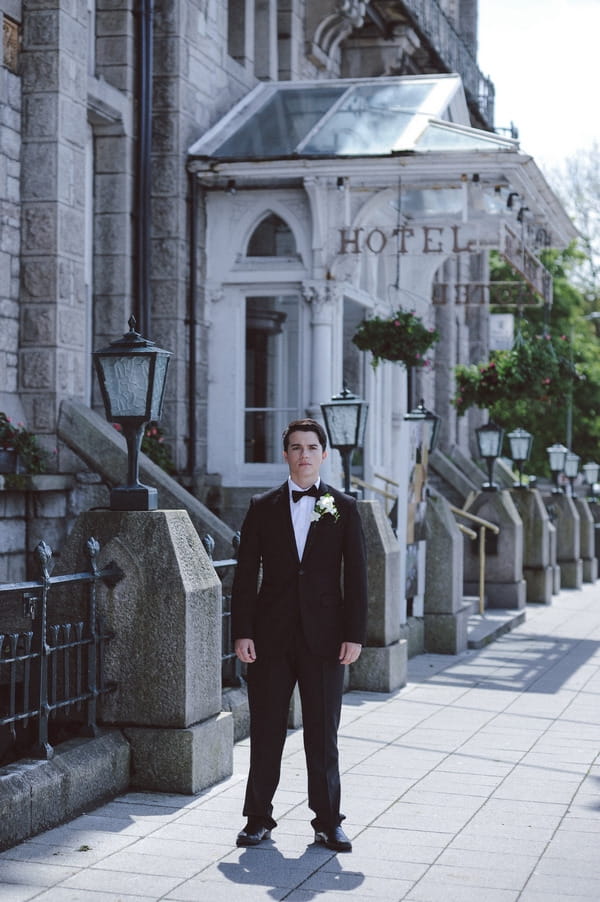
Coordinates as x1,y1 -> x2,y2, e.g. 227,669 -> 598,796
247,213 -> 297,257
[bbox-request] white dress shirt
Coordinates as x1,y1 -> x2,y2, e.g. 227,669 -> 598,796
288,477 -> 321,560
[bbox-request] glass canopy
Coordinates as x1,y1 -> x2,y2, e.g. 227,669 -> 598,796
189,75 -> 517,161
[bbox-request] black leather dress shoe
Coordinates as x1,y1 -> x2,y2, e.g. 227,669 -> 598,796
314,825 -> 352,852
236,820 -> 271,847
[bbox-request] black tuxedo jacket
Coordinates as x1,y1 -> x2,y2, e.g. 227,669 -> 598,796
231,482 -> 368,659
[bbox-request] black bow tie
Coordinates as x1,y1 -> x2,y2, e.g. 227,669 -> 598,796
292,485 -> 319,503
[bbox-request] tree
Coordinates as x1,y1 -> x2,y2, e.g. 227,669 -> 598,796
547,143 -> 600,303
459,245 -> 600,479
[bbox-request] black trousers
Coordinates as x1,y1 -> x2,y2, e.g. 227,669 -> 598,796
242,630 -> 345,831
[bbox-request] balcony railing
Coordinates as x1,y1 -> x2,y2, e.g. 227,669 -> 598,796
400,0 -> 495,126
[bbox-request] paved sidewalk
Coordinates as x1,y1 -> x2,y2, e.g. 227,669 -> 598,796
2,583 -> 600,901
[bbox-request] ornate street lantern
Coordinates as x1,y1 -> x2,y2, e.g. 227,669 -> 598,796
475,421 -> 504,492
507,427 -> 533,489
582,461 -> 600,500
564,451 -> 580,497
320,387 -> 369,495
93,316 -> 171,511
404,398 -> 441,456
546,443 -> 568,494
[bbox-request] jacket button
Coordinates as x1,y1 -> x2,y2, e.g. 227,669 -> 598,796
298,569 -> 304,576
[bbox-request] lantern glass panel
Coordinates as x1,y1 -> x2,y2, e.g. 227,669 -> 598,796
583,462 -> 600,484
356,401 -> 369,447
149,353 -> 170,420
564,452 -> 580,479
476,423 -> 504,459
546,443 -> 568,472
322,402 -> 360,448
98,355 -> 151,419
508,428 -> 532,463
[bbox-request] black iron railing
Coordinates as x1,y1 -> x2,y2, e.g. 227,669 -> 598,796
203,533 -> 242,688
0,538 -> 120,762
401,0 -> 495,126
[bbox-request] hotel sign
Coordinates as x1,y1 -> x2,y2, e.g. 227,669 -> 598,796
500,224 -> 553,306
337,223 -> 492,256
337,219 -> 553,306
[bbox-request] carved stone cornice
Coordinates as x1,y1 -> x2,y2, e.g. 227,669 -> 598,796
309,1 -> 368,71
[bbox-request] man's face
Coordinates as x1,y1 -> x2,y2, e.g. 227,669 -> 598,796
284,430 -> 327,488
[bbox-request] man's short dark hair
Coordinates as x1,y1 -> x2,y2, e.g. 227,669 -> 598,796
283,418 -> 327,452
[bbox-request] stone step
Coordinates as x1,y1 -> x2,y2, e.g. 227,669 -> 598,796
467,608 -> 526,649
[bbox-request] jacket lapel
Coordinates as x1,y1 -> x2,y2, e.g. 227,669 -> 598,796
300,482 -> 329,564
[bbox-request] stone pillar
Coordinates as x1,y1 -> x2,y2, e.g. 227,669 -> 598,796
548,520 -> 561,594
542,493 -> 583,589
424,493 -> 471,654
20,3 -> 89,441
58,509 -> 233,794
463,490 -> 526,609
350,500 -> 407,692
573,497 -> 598,583
509,488 -> 553,604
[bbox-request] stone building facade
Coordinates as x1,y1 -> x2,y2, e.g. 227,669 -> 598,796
0,1 -> 575,586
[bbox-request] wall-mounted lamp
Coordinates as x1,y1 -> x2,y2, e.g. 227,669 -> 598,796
336,176 -> 346,191
507,192 -> 519,209
517,206 -> 530,223
225,179 -> 237,195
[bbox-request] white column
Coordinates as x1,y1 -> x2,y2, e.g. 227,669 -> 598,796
302,280 -> 339,416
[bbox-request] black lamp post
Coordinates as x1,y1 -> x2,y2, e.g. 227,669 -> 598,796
475,421 -> 504,491
564,451 -> 580,497
320,387 -> 369,495
507,427 -> 533,489
582,461 -> 600,500
546,442 -> 568,494
93,316 -> 171,511
404,398 -> 441,459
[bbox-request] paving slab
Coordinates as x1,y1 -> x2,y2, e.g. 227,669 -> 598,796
1,581 -> 600,901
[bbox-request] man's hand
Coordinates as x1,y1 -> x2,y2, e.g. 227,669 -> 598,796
235,638 -> 257,664
339,642 -> 362,665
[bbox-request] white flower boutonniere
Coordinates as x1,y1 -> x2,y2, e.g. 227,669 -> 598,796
311,493 -> 340,523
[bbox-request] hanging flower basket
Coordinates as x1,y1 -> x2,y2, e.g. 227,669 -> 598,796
453,332 -> 580,416
352,309 -> 439,369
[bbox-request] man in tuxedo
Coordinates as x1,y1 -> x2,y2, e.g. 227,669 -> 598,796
232,418 -> 368,853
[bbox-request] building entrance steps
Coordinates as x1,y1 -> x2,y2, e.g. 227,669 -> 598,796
1,581 -> 599,901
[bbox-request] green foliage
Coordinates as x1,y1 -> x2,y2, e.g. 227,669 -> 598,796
462,245 -> 600,477
0,412 -> 48,488
141,422 -> 176,475
352,309 -> 439,369
453,328 -> 580,417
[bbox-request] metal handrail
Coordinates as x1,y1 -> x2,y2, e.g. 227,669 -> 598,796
449,505 -> 500,615
350,475 -> 396,511
457,523 -> 477,540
